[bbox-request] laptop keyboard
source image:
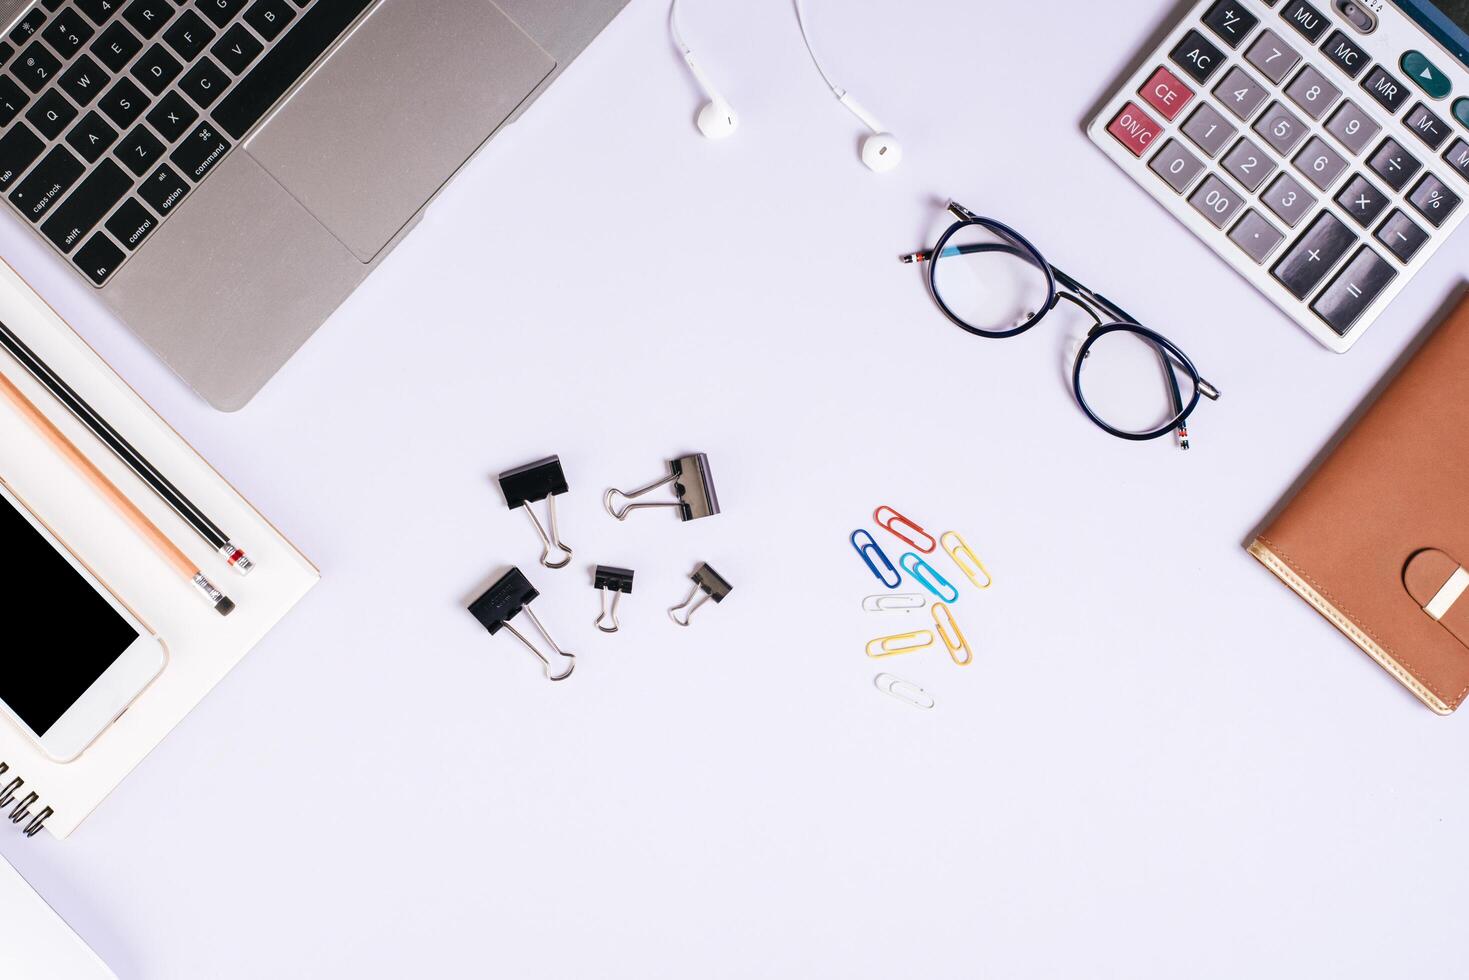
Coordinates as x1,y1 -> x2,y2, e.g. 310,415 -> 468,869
0,0 -> 372,286
1089,0 -> 1469,351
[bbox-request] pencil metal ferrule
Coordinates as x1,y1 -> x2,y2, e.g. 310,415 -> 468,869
192,573 -> 235,616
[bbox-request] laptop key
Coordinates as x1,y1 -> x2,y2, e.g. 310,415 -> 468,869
8,144 -> 85,222
138,161 -> 187,213
123,0 -> 176,40
41,157 -> 131,252
1272,210 -> 1356,299
104,196 -> 156,248
169,119 -> 228,180
98,75 -> 147,127
0,123 -> 45,191
1374,209 -> 1427,262
1310,246 -> 1395,335
0,76 -> 31,126
197,0 -> 249,29
42,12 -> 96,58
25,89 -> 78,140
115,123 -> 165,175
65,109 -> 119,162
211,23 -> 261,74
1367,138 -> 1420,191
131,43 -> 183,94
178,55 -> 228,107
8,9 -> 46,46
76,0 -> 123,26
213,0 -> 376,140
91,20 -> 141,71
59,54 -> 111,106
244,0 -> 294,41
146,90 -> 196,141
14,40 -> 63,92
162,9 -> 214,59
73,231 -> 123,284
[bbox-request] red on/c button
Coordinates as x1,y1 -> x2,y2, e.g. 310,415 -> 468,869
1139,65 -> 1195,121
1107,102 -> 1162,157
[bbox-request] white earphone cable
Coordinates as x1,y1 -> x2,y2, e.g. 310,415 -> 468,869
670,0 -> 692,55
793,0 -> 844,99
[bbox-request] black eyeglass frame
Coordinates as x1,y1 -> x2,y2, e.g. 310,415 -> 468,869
901,201 -> 1220,443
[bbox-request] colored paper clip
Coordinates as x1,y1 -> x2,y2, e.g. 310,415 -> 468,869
940,531 -> 992,590
874,673 -> 935,710
932,602 -> 972,667
851,529 -> 901,589
900,553 -> 959,603
865,630 -> 934,658
874,505 -> 936,553
862,593 -> 926,612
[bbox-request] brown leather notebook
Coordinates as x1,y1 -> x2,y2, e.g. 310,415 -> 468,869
1249,291 -> 1469,715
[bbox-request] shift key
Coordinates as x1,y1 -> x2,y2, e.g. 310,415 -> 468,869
41,158 -> 131,252
170,121 -> 230,182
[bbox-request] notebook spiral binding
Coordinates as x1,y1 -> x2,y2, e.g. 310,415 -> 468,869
0,762 -> 52,838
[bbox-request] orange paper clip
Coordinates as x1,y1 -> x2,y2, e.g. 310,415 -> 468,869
873,506 -> 936,553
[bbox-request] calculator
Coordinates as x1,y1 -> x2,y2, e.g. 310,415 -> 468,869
1088,0 -> 1469,352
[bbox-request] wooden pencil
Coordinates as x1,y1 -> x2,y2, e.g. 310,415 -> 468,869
0,372 -> 234,616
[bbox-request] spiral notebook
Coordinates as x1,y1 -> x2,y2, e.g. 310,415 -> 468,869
0,257 -> 319,838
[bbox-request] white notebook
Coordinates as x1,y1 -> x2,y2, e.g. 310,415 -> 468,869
0,852 -> 116,979
0,257 -> 319,839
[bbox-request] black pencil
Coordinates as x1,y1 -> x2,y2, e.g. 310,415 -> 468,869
0,319 -> 255,576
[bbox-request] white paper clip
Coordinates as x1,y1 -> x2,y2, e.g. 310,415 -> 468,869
862,593 -> 927,612
874,673 -> 934,710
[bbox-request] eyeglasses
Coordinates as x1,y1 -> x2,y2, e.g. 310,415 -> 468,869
901,202 -> 1220,449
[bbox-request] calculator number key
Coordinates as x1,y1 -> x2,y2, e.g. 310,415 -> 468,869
1181,102 -> 1237,158
1245,29 -> 1301,85
1324,100 -> 1379,156
1254,102 -> 1306,154
1293,137 -> 1347,190
1222,137 -> 1276,191
1214,66 -> 1269,121
1188,174 -> 1245,228
1284,65 -> 1341,121
1262,172 -> 1316,227
1149,140 -> 1205,193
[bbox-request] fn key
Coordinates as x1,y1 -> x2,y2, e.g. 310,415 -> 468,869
1310,247 -> 1396,336
74,233 -> 124,285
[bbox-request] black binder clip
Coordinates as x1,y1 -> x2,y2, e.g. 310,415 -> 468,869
469,566 -> 576,681
604,453 -> 720,523
498,455 -> 573,569
593,565 -> 635,633
668,562 -> 732,627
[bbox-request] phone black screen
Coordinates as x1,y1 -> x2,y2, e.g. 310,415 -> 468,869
0,493 -> 138,735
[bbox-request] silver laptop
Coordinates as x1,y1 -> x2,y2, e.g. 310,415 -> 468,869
0,0 -> 626,409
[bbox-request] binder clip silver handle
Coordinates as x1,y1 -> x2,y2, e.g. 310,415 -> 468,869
668,562 -> 732,627
596,589 -> 623,633
521,496 -> 572,569
604,472 -> 682,521
605,454 -> 720,523
502,607 -> 577,682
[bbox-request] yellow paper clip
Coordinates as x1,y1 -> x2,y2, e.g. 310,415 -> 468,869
940,531 -> 993,590
931,603 -> 972,666
865,630 -> 934,658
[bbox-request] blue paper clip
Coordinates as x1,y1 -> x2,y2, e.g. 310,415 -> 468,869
900,553 -> 959,603
851,529 -> 901,589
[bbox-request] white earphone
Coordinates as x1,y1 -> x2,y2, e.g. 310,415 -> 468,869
670,0 -> 738,140
794,0 -> 902,173
669,0 -> 901,172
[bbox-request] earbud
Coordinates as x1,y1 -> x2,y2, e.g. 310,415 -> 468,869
839,93 -> 901,173
696,97 -> 739,139
672,1 -> 738,140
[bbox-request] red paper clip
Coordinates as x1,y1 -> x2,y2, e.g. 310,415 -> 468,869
873,506 -> 936,553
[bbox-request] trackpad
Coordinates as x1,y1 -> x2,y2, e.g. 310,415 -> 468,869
246,0 -> 555,262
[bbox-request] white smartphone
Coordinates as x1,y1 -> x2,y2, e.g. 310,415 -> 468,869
0,480 -> 167,763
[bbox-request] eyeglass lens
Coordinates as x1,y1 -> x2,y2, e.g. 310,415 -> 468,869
1076,330 -> 1195,437
931,223 -> 1049,336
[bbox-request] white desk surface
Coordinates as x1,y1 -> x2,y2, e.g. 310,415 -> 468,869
2,1 -> 1467,976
